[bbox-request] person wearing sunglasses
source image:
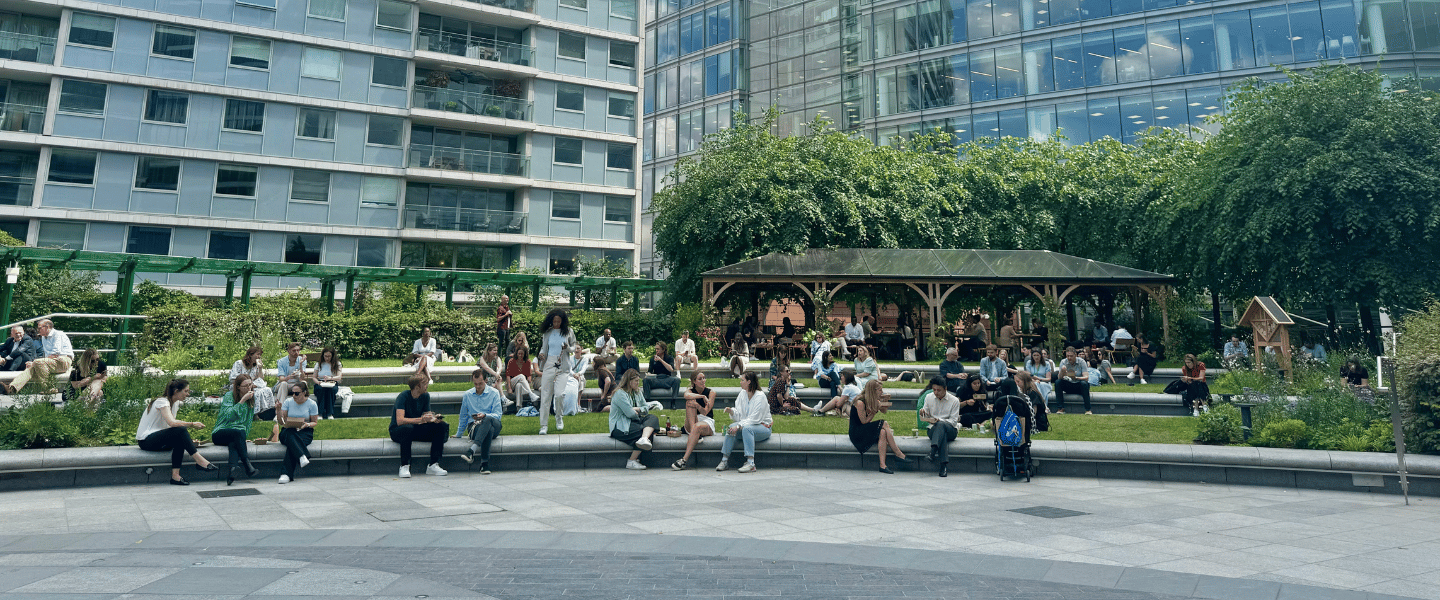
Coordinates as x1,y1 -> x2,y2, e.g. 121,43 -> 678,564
277,382 -> 319,484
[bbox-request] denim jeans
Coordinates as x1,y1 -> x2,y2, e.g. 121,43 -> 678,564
720,424 -> 771,457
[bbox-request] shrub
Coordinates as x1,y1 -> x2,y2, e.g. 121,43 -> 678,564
1396,302 -> 1440,454
1194,402 -> 1243,445
1253,419 -> 1309,448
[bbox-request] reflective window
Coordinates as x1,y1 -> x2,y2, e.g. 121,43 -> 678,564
1215,11 -> 1256,70
1186,86 -> 1224,137
58,80 -> 106,115
554,137 -> 583,165
995,45 -> 1023,99
610,41 -> 637,68
1081,0 -> 1110,20
557,83 -> 585,111
1288,1 -> 1326,62
135,157 -> 180,191
607,143 -> 634,170
1051,0 -> 1082,27
1024,41 -> 1054,95
1111,0 -> 1143,17
1360,0 -> 1412,53
947,54 -> 971,105
291,170 -> 330,203
1321,0 -> 1360,57
947,0 -> 967,43
972,112 -> 999,137
152,25 -> 195,59
1120,93 -> 1153,142
215,164 -> 258,197
1181,16 -> 1218,74
208,231 -> 249,261
997,108 -> 1026,138
126,227 -> 171,255
657,21 -> 677,63
1113,26 -> 1148,83
1056,101 -> 1089,144
1147,21 -> 1183,79
1087,97 -> 1120,141
49,150 -> 96,185
1052,34 -> 1084,90
284,234 -> 322,264
69,13 -> 115,48
558,32 -> 586,59
1151,90 -> 1186,129
993,0 -> 1021,35
680,12 -> 703,55
1252,5 -> 1294,65
1083,31 -> 1115,87
967,0 -> 992,39
970,48 -> 995,101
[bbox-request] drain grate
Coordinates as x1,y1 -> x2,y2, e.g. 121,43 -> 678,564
197,488 -> 262,499
1008,506 -> 1088,519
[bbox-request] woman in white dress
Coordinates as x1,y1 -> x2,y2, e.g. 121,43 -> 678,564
410,327 -> 439,383
229,346 -> 276,420
560,345 -> 591,417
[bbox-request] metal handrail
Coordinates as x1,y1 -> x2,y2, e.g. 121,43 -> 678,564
2,313 -> 148,331
412,85 -> 531,121
0,101 -> 46,133
417,28 -> 533,66
0,30 -> 57,64
408,143 -> 528,176
403,206 -> 527,233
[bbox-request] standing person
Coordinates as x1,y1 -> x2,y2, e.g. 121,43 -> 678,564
594,328 -> 617,357
853,345 -> 885,388
1342,358 -> 1370,388
3,319 -> 73,395
135,379 -> 216,485
671,370 -> 716,471
919,376 -> 960,477
496,295 -> 512,351
476,343 -> 507,404
978,346 -> 1008,391
310,347 -> 342,420
458,369 -> 503,473
535,309 -> 577,435
674,331 -> 698,370
609,368 -> 658,470
813,350 -> 840,394
716,372 -> 773,473
1056,347 -> 1092,414
643,341 -> 680,408
1178,353 -> 1209,416
813,370 -> 861,417
213,374 -> 260,485
1022,348 -> 1054,409
277,382 -> 319,484
507,347 -> 539,406
848,380 -> 910,474
389,375 -> 448,478
1133,333 -> 1158,385
412,327 -> 439,383
67,347 -> 107,408
273,343 -> 308,402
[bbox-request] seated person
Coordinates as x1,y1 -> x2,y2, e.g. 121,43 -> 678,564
615,341 -> 640,379
0,325 -> 38,372
844,318 -> 865,347
958,374 -> 991,424
978,346 -> 1008,391
861,315 -> 879,347
674,331 -> 698,371
919,376 -> 960,477
718,373 -> 774,473
1055,347 -> 1092,414
594,329 -> 618,357
1223,335 -> 1249,366
938,348 -> 967,395
1092,321 -> 1110,348
643,341 -> 681,408
813,370 -> 861,417
766,366 -> 816,416
67,347 -> 108,408
725,319 -> 742,351
506,347 -> 539,406
1342,358 -> 1370,389
3,320 -> 73,395
560,345 -> 591,417
728,339 -> 750,378
610,369 -> 658,470
458,369 -> 503,473
277,382 -> 319,484
671,371 -> 717,471
813,351 -> 841,394
1301,340 -> 1327,363
388,375 -> 448,478
778,317 -> 796,345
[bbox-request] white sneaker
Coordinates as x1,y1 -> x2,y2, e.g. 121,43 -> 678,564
1193,408 -> 1200,417
1141,379 -> 1148,385
538,427 -> 547,435
298,455 -> 310,469
738,461 -> 757,473
556,415 -> 564,431
398,465 -> 411,478
277,474 -> 290,484
625,460 -> 647,470
326,415 -> 334,420
1127,372 -> 1136,379
715,460 -> 729,472
426,463 -> 448,476
635,437 -> 653,450
1202,405 -> 1210,413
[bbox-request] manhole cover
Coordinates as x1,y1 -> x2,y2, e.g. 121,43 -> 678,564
197,488 -> 262,499
1008,506 -> 1088,519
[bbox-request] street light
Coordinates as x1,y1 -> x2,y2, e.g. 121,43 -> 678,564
4,265 -> 16,285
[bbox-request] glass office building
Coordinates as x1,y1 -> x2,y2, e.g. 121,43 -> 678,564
641,0 -> 1440,277
0,0 -> 641,293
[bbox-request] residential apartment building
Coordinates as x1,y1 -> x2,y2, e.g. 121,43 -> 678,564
0,0 -> 641,292
641,0 -> 1440,278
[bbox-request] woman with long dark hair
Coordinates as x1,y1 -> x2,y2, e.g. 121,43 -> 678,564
136,378 -> 216,485
213,374 -> 260,485
671,370 -> 716,471
536,308 -> 577,435
310,347 -> 343,419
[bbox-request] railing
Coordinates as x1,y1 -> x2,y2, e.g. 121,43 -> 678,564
412,85 -> 532,121
417,28 -> 533,66
0,313 -> 149,362
0,102 -> 45,133
408,143 -> 528,177
404,206 -> 527,234
463,0 -> 535,12
0,174 -> 35,206
0,30 -> 57,64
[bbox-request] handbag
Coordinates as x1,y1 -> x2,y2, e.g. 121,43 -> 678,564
1163,380 -> 1186,396
903,348 -> 916,362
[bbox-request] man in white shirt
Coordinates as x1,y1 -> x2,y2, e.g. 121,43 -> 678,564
4,319 -> 73,395
920,376 -> 960,477
674,331 -> 698,370
594,329 -> 617,357
1110,327 -> 1134,347
844,318 -> 864,346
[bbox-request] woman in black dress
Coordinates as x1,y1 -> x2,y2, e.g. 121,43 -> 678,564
848,380 -> 911,474
1134,333 -> 1158,385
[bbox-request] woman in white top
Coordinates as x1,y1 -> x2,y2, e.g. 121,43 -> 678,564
812,370 -> 861,417
853,346 -> 888,388
135,378 -> 216,485
1020,349 -> 1054,409
230,346 -> 276,419
536,309 -> 578,435
728,339 -> 750,378
560,345 -> 591,417
310,347 -> 342,419
715,372 -> 773,473
411,327 -> 439,383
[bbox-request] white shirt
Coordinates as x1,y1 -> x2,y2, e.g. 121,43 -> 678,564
845,323 -> 864,340
413,337 -> 437,356
674,338 -> 696,355
595,336 -> 616,355
42,329 -> 74,358
924,391 -> 960,426
730,389 -> 773,428
136,398 -> 178,440
1110,328 -> 1133,345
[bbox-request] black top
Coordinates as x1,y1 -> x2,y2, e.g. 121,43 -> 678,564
65,359 -> 107,401
1344,365 -> 1369,386
726,323 -> 741,344
649,354 -> 675,377
689,386 -> 714,416
742,325 -> 757,345
391,390 -> 431,428
1034,326 -> 1049,342
781,323 -> 795,339
616,355 -> 640,377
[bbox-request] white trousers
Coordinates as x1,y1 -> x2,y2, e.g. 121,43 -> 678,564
538,360 -> 567,427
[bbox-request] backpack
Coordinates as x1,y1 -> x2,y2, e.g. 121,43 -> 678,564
998,397 -> 1024,446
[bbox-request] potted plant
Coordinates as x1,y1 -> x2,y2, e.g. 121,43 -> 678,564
445,101 -> 460,111
484,104 -> 503,117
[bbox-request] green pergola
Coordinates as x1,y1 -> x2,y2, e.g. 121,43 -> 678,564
0,246 -> 665,353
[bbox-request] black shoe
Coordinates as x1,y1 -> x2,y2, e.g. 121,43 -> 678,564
878,466 -> 894,474
479,462 -> 491,475
939,463 -> 948,478
170,477 -> 190,486
245,465 -> 259,478
460,449 -> 475,464
227,467 -> 237,486
894,455 -> 914,465
928,446 -> 939,462
195,463 -> 218,473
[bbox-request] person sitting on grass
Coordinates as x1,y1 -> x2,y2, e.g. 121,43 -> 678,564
135,378 -> 217,486
609,368 -> 658,470
277,382 -> 319,485
388,375 -> 449,479
767,365 -> 819,416
849,379 -> 911,474
919,376 -> 960,477
716,372 -> 772,473
213,374 -> 261,486
458,369 -> 503,474
671,370 -> 716,471
1342,357 -> 1370,389
812,370 -> 861,417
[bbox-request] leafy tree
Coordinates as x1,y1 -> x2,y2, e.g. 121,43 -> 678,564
0,231 -> 22,246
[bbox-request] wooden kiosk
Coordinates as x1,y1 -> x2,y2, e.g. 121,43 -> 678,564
1238,296 -> 1295,379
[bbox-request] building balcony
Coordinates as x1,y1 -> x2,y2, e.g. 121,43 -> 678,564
0,101 -> 45,133
0,30 -> 56,64
407,143 -> 528,177
461,0 -> 534,13
404,205 -> 526,234
417,28 -> 533,67
412,85 -> 531,121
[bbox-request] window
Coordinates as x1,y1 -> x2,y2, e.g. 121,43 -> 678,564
553,137 -> 583,165
135,157 -> 181,191
367,115 -> 404,146
37,221 -> 86,250
144,90 -> 189,124
215,164 -> 258,197
58,80 -> 106,115
48,150 -> 97,185
152,25 -> 196,59
285,234 -> 323,264
556,83 -> 585,111
376,0 -> 412,30
357,238 -> 390,266
561,0 -> 587,8
602,249 -> 630,268
551,192 -> 581,219
371,56 -> 408,87
208,230 -> 250,260
301,47 -> 342,79
230,36 -> 270,70
606,143 -> 634,170
361,176 -> 400,206
604,195 -> 632,222
558,32 -> 586,59
126,226 -> 171,255
609,41 -> 636,68
308,0 -> 346,20
237,0 -> 279,8
291,170 -> 330,202
607,92 -> 635,118
612,0 -> 636,19
297,108 -> 337,139
68,13 -> 114,48
548,247 -> 578,274
223,99 -> 265,132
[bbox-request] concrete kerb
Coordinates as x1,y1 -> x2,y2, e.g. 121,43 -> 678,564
2,433 -> 1437,496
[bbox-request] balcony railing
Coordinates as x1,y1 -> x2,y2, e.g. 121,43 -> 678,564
417,28 -> 533,67
408,143 -> 528,177
0,174 -> 36,206
0,102 -> 45,133
0,30 -> 56,64
463,0 -> 534,12
412,85 -> 531,121
404,206 -> 527,234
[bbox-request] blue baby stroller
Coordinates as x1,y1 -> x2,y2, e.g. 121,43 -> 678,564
993,394 -> 1034,482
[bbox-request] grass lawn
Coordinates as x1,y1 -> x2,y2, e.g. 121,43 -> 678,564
264,410 -> 1198,445
349,379 -> 1170,395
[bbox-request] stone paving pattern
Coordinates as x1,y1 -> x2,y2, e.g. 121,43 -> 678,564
0,467 -> 1435,599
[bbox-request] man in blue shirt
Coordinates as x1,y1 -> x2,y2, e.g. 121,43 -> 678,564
1301,340 -> 1327,363
459,369 -> 503,474
615,341 -> 640,378
1092,322 -> 1109,348
979,346 -> 1008,392
1223,335 -> 1249,368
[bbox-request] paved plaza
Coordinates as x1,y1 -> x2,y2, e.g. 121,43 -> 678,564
0,467 -> 1435,600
